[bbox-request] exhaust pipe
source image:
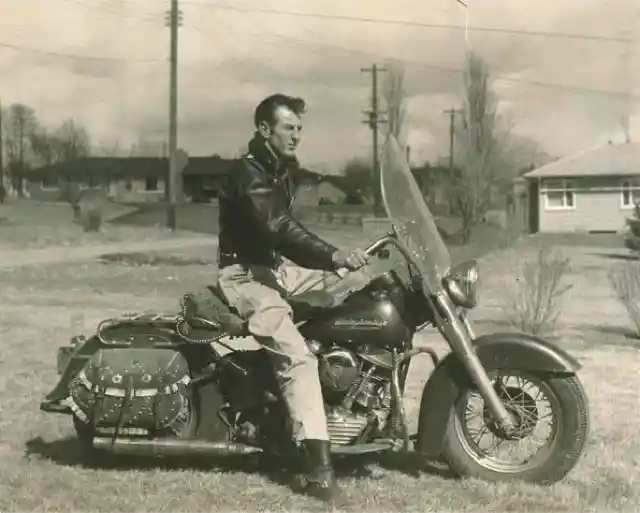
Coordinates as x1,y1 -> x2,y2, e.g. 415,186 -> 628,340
92,437 -> 264,457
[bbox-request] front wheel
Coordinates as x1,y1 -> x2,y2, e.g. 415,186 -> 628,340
441,371 -> 590,485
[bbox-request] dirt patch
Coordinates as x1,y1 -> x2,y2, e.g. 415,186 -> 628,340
97,251 -> 216,267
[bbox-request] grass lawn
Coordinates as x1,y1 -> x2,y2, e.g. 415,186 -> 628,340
0,231 -> 638,511
0,201 -> 197,250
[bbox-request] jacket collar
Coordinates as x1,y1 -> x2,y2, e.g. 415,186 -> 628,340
246,133 -> 299,177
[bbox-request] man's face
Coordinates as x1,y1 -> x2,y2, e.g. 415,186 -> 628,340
259,105 -> 303,159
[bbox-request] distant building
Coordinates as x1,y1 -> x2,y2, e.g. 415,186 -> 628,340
22,155 -> 344,206
523,142 -> 640,233
23,155 -> 234,204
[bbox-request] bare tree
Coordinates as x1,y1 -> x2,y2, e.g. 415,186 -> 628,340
94,139 -> 124,157
450,52 -> 511,243
55,119 -> 92,218
55,119 -> 91,162
129,135 -> 164,157
2,103 -> 38,196
30,118 -> 91,165
382,59 -> 408,147
30,127 -> 59,166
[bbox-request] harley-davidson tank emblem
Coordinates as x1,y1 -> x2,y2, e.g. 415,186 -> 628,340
332,318 -> 388,329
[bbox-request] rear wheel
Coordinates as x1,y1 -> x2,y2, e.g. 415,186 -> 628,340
441,371 -> 589,484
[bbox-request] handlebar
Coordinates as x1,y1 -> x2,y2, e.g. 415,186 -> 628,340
334,234 -> 399,278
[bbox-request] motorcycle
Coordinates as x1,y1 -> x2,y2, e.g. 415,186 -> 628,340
40,136 -> 589,484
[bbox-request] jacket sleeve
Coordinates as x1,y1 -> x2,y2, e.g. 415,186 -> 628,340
234,161 -> 339,271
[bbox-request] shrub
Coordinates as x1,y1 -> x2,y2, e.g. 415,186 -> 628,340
505,246 -> 572,335
623,202 -> 640,252
79,202 -> 103,232
608,262 -> 640,338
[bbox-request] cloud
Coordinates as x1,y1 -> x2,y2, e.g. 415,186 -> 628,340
1,0 -> 636,166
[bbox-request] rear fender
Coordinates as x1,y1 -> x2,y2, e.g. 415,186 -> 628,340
415,332 -> 581,457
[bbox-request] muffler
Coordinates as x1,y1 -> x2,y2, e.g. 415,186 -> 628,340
92,437 -> 264,457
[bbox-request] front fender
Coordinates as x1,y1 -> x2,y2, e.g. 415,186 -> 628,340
415,331 -> 581,457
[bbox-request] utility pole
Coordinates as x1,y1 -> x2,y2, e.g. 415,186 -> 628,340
361,64 -> 387,217
0,96 -> 3,192
165,0 -> 182,230
620,3 -> 638,143
443,107 -> 463,171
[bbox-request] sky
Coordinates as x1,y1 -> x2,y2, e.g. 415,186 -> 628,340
0,0 -> 638,170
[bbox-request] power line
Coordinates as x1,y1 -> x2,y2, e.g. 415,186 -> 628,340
1,30 -> 637,100
0,16 -> 636,99
58,0 -> 164,23
182,1 -> 640,44
5,2 -> 637,97
0,41 -> 165,62
183,21 -> 640,100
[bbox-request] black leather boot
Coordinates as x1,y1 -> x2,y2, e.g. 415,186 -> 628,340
296,439 -> 341,502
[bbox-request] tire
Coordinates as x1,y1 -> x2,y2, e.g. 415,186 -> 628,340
441,373 -> 590,485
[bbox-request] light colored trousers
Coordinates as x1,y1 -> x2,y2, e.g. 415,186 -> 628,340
217,259 -> 330,442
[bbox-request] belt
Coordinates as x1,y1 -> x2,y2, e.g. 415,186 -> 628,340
217,249 -> 281,270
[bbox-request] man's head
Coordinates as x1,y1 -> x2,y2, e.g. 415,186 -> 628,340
254,94 -> 306,159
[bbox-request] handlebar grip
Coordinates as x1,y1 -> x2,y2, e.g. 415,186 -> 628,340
333,234 -> 394,279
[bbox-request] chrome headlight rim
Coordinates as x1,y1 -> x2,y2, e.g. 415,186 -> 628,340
443,259 -> 479,309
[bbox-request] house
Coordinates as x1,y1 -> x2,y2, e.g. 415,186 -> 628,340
182,155 -> 235,202
24,157 -> 168,203
23,154 -> 343,206
522,142 -> 640,233
23,155 -> 235,204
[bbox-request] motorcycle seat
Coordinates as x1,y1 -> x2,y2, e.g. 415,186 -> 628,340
287,290 -> 337,321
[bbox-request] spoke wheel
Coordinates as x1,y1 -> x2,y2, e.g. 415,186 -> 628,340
456,373 -> 558,472
441,372 -> 589,484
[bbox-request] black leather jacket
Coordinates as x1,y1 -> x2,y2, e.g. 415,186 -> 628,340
217,135 -> 338,271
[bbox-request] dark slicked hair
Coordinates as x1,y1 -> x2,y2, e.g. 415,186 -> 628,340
254,94 -> 307,128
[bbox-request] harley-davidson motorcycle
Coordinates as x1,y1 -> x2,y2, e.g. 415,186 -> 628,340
40,136 -> 589,484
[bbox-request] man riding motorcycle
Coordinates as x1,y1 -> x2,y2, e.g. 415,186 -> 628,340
217,93 -> 369,502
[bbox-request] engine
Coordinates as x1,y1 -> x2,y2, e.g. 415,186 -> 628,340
317,348 -> 393,445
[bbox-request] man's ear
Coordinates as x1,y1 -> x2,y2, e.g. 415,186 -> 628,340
257,121 -> 272,139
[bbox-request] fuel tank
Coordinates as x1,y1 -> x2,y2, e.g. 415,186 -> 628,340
299,270 -> 413,349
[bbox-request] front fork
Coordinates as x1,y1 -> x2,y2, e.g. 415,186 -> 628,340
435,292 -> 516,432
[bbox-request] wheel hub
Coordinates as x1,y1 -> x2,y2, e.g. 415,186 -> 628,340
483,386 -> 539,440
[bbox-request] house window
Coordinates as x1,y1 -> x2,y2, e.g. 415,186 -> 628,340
124,180 -> 133,191
145,176 -> 159,192
621,179 -> 640,208
41,175 -> 59,190
543,179 -> 575,210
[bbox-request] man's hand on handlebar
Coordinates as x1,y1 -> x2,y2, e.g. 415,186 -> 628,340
332,248 -> 370,271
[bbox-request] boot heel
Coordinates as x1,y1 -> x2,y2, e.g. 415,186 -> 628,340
296,439 -> 341,503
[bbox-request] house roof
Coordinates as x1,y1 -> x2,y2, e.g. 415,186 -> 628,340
25,155 -> 237,181
25,157 -> 168,181
523,141 -> 640,179
25,155 -> 328,184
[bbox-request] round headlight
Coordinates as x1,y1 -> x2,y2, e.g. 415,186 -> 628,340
443,260 -> 479,309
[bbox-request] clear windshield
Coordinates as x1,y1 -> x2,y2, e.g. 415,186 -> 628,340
313,135 -> 451,303
380,136 -> 451,292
